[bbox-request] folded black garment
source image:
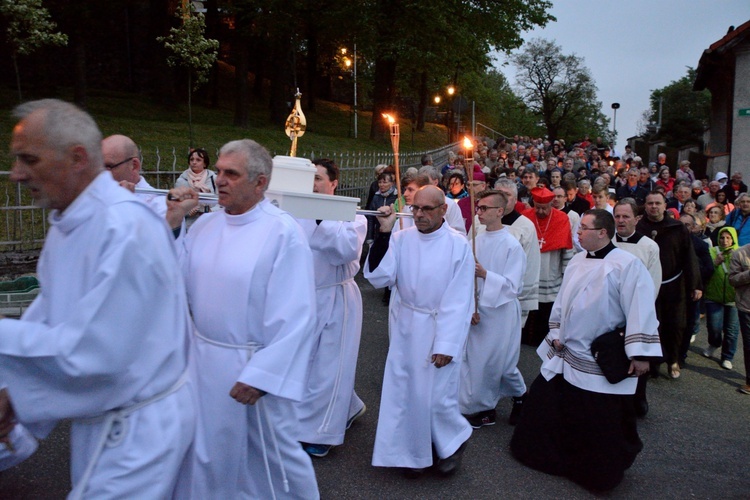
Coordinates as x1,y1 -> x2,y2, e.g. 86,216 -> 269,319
591,327 -> 630,384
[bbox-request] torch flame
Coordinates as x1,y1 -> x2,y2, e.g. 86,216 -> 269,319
463,136 -> 473,150
382,113 -> 396,125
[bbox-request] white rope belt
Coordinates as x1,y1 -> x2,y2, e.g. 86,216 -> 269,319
314,277 -> 354,435
70,368 -> 189,500
316,276 -> 354,291
194,329 -> 263,352
192,330 -> 288,499
400,300 -> 439,365
662,270 -> 683,285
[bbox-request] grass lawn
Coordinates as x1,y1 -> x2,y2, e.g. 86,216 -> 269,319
0,81 -> 451,172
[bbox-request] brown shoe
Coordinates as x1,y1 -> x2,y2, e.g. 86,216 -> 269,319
738,385 -> 750,395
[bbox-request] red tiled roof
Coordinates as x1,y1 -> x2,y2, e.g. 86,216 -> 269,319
708,19 -> 750,52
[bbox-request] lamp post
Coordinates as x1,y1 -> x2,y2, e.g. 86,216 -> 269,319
611,102 -> 620,148
341,46 -> 358,139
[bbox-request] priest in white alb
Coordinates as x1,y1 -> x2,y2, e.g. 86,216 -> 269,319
0,99 -> 195,498
294,158 -> 368,458
170,139 -> 319,499
459,190 -> 527,428
366,186 -> 473,478
511,209 -> 661,492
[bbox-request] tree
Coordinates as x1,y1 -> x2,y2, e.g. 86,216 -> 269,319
158,5 -> 219,147
2,0 -> 67,101
361,0 -> 555,139
643,67 -> 710,147
512,38 -> 608,143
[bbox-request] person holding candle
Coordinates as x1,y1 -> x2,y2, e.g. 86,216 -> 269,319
366,185 -> 473,478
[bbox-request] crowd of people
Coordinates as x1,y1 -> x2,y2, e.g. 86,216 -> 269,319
0,100 -> 748,498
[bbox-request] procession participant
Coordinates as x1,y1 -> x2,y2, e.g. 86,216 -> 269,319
366,186 -> 473,478
0,99 -> 194,498
295,158 -> 368,458
511,209 -> 661,492
493,178 -> 541,329
418,166 -> 467,234
523,186 -> 574,346
552,186 -> 582,253
457,170 -> 487,234
637,191 -> 702,379
170,139 -> 319,499
612,198 -> 662,417
459,190 -> 527,428
613,199 -> 662,294
102,134 -> 166,217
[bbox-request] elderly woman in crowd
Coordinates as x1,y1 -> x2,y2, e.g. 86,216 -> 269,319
704,204 -> 727,246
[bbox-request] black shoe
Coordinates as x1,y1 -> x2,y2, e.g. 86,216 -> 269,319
508,393 -> 526,426
402,467 -> 426,479
634,397 -> 649,418
437,440 -> 468,477
463,409 -> 496,429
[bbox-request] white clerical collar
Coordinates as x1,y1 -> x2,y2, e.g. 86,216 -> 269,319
617,230 -> 636,241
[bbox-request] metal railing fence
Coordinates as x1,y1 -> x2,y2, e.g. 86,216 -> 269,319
0,142 -> 458,250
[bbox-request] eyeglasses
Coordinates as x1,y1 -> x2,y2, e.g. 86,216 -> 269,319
105,157 -> 135,170
578,225 -> 603,231
476,205 -> 502,213
411,205 -> 440,214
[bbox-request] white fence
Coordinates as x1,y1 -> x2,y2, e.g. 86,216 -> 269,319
0,142 -> 458,250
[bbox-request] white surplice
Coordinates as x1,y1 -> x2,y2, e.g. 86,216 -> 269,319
460,227 -> 527,414
537,248 -> 662,395
174,198 -> 319,500
365,223 -> 473,468
507,215 -> 541,322
613,233 -> 663,295
294,215 -> 367,446
0,172 -> 194,498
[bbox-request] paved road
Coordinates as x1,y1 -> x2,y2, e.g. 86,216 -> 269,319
1,274 -> 749,498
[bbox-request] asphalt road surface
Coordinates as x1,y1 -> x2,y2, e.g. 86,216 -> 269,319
1,274 -> 749,499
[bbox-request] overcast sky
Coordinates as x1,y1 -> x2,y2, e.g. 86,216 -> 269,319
494,0 -> 750,154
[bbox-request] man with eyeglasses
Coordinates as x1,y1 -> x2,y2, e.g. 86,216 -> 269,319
459,190 -> 527,428
365,185 -> 473,478
102,134 -> 167,218
512,209 -> 660,492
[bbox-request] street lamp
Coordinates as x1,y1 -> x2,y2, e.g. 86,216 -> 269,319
340,45 -> 358,138
611,102 -> 620,147
434,96 -> 441,105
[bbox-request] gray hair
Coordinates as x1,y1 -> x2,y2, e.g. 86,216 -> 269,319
418,165 -> 441,182
578,179 -> 591,189
691,180 -> 703,190
493,177 -> 518,199
219,139 -> 273,190
13,99 -> 103,169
